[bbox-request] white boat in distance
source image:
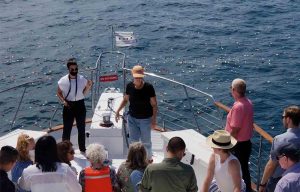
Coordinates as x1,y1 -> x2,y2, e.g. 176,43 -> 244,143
0,51 -> 273,191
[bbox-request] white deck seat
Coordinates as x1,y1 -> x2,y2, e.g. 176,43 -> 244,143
0,129 -> 46,148
161,129 -> 213,189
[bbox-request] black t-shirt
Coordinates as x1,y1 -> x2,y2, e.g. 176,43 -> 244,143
0,170 -> 15,192
126,82 -> 156,119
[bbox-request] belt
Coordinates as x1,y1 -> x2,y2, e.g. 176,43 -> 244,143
66,99 -> 84,103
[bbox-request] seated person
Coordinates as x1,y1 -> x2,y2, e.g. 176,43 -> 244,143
0,145 -> 19,192
117,142 -> 148,192
202,130 -> 246,192
275,143 -> 300,192
79,143 -> 119,192
140,136 -> 198,192
18,135 -> 81,192
57,140 -> 77,174
11,133 -> 35,190
130,169 -> 144,192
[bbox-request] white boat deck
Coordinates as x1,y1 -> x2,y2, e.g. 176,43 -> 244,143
48,127 -> 166,175
0,128 -> 211,189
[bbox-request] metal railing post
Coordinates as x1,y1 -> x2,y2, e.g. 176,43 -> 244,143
183,86 -> 201,132
256,135 -> 263,191
90,70 -> 95,111
49,106 -> 61,131
10,87 -> 27,131
162,120 -> 166,132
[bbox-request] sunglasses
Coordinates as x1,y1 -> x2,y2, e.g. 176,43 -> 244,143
70,68 -> 78,72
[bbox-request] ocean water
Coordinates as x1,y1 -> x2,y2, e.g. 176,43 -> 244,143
0,0 -> 299,136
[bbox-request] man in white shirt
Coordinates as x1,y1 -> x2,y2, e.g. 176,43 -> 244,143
57,58 -> 92,152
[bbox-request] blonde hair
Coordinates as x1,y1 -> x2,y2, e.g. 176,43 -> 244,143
16,134 -> 34,161
86,143 -> 107,165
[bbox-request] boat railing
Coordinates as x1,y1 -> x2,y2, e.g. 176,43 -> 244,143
0,78 -> 55,133
84,50 -> 274,190
86,51 -> 126,112
0,51 -> 274,191
122,68 -> 224,133
85,50 -> 222,131
85,51 -> 272,190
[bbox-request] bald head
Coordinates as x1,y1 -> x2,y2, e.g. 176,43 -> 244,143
232,78 -> 246,97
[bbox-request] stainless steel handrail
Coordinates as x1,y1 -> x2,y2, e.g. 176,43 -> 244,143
0,80 -> 42,94
0,52 -> 274,191
48,106 -> 62,131
87,51 -> 126,111
0,79 -> 45,131
123,68 -> 215,100
121,67 -> 221,132
10,87 -> 26,131
88,51 -> 220,133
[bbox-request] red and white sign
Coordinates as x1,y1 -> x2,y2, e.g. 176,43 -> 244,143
99,74 -> 118,82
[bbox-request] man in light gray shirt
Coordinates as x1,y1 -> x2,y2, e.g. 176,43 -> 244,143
259,105 -> 300,192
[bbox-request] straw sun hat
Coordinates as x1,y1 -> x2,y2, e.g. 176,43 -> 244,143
206,130 -> 237,149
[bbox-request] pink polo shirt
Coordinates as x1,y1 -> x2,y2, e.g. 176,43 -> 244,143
225,97 -> 254,141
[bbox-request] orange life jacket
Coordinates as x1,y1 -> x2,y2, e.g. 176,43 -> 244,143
84,166 -> 113,192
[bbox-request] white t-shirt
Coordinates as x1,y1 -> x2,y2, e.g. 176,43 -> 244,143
18,162 -> 81,192
58,74 -> 87,101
